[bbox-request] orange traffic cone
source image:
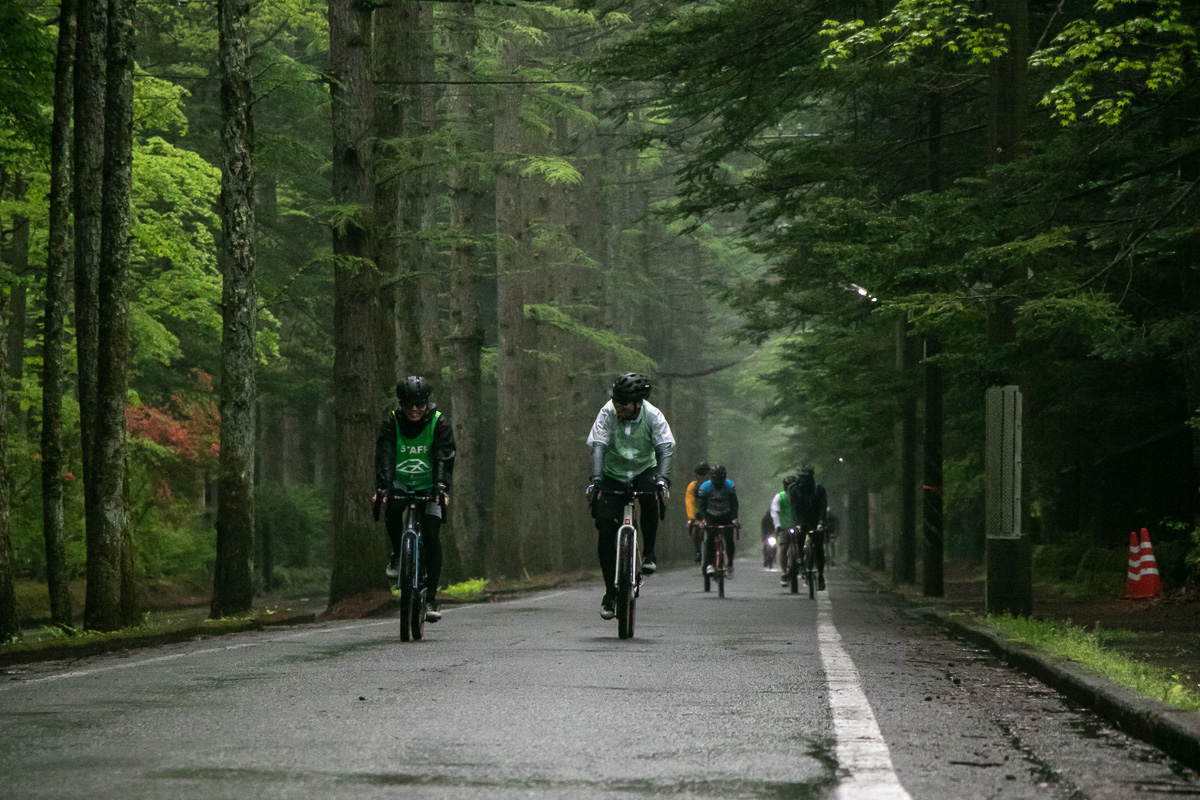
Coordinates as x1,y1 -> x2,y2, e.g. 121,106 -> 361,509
1124,528 -> 1162,599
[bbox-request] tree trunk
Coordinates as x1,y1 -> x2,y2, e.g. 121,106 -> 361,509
893,317 -> 917,585
375,0 -> 439,381
41,0 -> 76,629
91,0 -> 138,631
922,336 -> 944,596
446,1 -> 488,577
988,0 -> 1028,165
75,0 -> 110,630
491,77 -> 534,579
0,179 -> 15,640
3,175 -> 29,433
922,89 -> 945,596
328,0 -> 385,606
371,0 -> 406,383
415,0 -> 441,375
212,0 -> 257,619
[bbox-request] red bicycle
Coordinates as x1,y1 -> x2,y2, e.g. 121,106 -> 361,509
702,522 -> 739,598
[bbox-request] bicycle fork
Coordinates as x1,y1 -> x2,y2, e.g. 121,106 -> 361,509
400,524 -> 425,603
617,503 -> 642,598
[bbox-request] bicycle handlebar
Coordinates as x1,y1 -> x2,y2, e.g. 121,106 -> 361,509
374,487 -> 439,521
592,485 -> 669,520
704,522 -> 740,539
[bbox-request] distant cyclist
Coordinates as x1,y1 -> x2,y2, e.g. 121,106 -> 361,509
586,372 -> 675,620
697,464 -> 740,578
772,475 -> 798,584
760,509 -> 776,569
685,462 -> 711,562
374,376 -> 456,622
786,464 -> 828,591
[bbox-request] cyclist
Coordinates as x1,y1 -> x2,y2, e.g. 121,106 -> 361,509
586,372 -> 675,620
697,464 -> 740,578
824,510 -> 840,566
685,462 -> 711,562
374,376 -> 456,622
786,464 -> 828,591
760,509 -> 776,569
772,475 -> 798,585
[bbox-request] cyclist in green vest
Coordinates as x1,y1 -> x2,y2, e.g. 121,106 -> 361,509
586,372 -> 675,620
770,475 -> 797,580
375,376 -> 456,623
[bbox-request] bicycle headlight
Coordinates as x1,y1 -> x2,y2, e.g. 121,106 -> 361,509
766,536 -> 777,547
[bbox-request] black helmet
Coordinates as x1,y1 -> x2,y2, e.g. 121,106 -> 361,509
782,475 -> 797,489
711,464 -> 727,484
799,464 -> 814,478
610,372 -> 651,403
396,375 -> 432,405
695,461 -> 711,475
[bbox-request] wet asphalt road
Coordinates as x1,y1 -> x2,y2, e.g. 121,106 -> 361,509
3,562 -> 1200,799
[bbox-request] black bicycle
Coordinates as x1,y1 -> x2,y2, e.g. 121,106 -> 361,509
384,487 -> 436,642
801,528 -> 817,599
780,526 -> 802,594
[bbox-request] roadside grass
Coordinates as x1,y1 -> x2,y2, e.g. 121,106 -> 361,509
443,578 -> 489,602
976,613 -> 1200,713
389,571 -> 590,602
0,611 -> 283,659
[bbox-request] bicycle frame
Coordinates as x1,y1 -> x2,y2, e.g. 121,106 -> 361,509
801,529 -> 817,599
617,500 -> 641,590
782,526 -> 803,594
399,506 -> 423,594
706,523 -> 737,598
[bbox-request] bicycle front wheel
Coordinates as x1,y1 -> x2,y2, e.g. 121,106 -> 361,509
616,528 -> 636,639
411,591 -> 426,640
399,538 -> 416,642
716,539 -> 726,599
803,541 -> 816,599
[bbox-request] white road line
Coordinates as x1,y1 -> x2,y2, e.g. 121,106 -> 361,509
818,591 -> 914,800
0,619 -> 396,689
514,590 -> 570,603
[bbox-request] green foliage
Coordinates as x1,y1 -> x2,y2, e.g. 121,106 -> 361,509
443,578 -> 489,602
524,304 -> 655,374
256,482 -> 332,569
136,517 -> 217,581
1184,526 -> 1200,577
1031,0 -> 1199,125
0,1 -> 54,150
1070,548 -> 1128,599
1032,543 -> 1089,583
519,156 -> 582,186
130,137 -> 223,371
819,1 -> 1009,68
1152,537 -> 1191,588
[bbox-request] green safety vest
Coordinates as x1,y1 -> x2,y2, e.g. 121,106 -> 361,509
777,491 -> 794,527
603,409 -> 656,482
394,410 -> 440,491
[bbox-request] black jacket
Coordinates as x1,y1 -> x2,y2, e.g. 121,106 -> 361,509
786,475 -> 827,529
374,403 -> 456,491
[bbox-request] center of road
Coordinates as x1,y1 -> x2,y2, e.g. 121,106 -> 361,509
818,590 -> 914,800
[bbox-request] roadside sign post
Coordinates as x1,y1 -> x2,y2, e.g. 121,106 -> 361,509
985,385 -> 1032,616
